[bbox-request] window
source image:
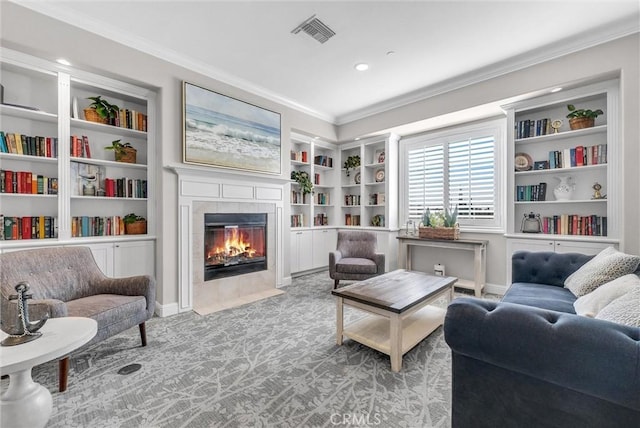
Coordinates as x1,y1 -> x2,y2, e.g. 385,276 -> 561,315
401,119 -> 505,231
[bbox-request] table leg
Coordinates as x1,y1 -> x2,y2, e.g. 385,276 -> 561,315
474,246 -> 482,297
1,369 -> 52,428
390,313 -> 402,372
336,297 -> 344,346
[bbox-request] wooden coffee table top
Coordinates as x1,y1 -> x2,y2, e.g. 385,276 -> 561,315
331,269 -> 457,314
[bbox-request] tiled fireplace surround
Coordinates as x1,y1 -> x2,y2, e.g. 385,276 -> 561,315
172,165 -> 286,314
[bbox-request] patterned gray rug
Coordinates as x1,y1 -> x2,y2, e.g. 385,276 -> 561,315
12,272 -> 481,428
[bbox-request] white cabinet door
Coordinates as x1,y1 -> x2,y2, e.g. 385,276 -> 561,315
291,230 -> 314,273
86,243 -> 115,277
312,228 -> 337,269
114,241 -> 155,278
554,240 -> 613,255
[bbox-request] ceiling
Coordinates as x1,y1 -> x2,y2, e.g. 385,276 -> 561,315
13,1 -> 640,126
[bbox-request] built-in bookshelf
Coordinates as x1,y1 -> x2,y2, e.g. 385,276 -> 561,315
504,79 -> 619,254
0,48 -> 156,277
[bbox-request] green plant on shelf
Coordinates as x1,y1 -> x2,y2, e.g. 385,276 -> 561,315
343,155 -> 360,176
566,104 -> 604,119
291,170 -> 314,195
104,140 -> 133,156
87,96 -> 119,120
123,213 -> 145,224
421,206 -> 458,228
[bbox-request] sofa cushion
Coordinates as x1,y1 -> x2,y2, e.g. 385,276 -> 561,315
564,247 -> 640,297
595,287 -> 640,327
574,274 -> 640,317
503,283 -> 577,313
335,258 -> 377,274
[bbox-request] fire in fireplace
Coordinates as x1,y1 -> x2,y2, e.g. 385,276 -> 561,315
204,213 -> 267,281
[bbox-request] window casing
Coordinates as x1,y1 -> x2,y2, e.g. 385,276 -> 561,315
400,119 -> 505,232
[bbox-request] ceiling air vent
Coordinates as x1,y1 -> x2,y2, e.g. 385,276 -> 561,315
291,14 -> 336,44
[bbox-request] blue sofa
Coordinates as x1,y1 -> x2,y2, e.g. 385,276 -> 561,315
444,251 -> 640,428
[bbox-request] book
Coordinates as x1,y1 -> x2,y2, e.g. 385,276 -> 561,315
82,135 -> 91,158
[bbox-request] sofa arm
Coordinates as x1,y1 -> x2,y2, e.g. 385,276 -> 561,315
511,251 -> 593,287
329,250 -> 342,277
1,298 -> 66,334
444,297 -> 640,411
373,252 -> 385,273
93,275 -> 156,318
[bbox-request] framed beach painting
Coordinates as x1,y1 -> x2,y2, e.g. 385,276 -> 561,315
182,82 -> 282,174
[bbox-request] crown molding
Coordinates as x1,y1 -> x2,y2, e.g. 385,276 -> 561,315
335,15 -> 640,126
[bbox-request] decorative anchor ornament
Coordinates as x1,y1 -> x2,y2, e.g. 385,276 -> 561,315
1,282 -> 48,346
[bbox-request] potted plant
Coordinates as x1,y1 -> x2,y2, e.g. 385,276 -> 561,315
123,213 -> 147,235
105,140 -> 136,163
419,206 -> 460,240
291,170 -> 314,195
566,104 -> 604,130
84,96 -> 119,125
343,155 -> 361,176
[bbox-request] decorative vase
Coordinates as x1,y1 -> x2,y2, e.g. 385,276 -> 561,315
553,176 -> 574,201
569,117 -> 595,130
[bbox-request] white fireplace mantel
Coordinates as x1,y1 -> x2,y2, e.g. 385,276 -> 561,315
168,164 -> 286,313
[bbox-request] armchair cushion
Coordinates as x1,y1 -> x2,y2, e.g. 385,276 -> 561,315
335,258 -> 377,274
503,283 -> 577,313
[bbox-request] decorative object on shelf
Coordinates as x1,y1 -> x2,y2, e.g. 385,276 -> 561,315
521,212 -> 542,233
566,104 -> 604,130
551,119 -> 563,133
418,206 -> 460,240
592,182 -> 606,200
371,214 -> 385,227
343,154 -> 360,176
354,171 -> 361,184
183,82 -> 281,174
123,213 -> 147,235
375,168 -> 385,182
80,172 -> 97,196
514,152 -> 533,171
553,176 -> 574,201
291,170 -> 314,195
375,149 -> 385,164
85,95 -> 119,124
105,140 -> 137,163
405,219 -> 417,236
1,282 -> 48,346
534,160 -> 549,170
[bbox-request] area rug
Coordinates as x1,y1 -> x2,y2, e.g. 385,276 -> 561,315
9,272 -> 488,428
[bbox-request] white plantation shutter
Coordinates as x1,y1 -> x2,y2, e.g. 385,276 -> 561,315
402,119 -> 504,230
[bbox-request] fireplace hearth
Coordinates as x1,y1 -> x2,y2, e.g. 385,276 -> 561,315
204,213 -> 267,281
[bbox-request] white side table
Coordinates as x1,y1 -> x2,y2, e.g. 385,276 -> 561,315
0,317 -> 97,428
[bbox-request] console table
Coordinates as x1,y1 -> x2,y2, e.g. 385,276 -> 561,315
397,236 -> 488,297
1,317 -> 97,428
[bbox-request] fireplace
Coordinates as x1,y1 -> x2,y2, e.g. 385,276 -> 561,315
204,213 -> 267,281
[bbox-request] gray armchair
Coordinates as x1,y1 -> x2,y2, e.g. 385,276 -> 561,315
0,246 -> 155,392
329,230 -> 385,288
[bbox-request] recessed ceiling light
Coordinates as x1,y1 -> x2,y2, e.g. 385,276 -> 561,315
56,58 -> 71,66
354,137 -> 361,141
354,63 -> 369,72
386,51 -> 395,56
550,87 -> 562,93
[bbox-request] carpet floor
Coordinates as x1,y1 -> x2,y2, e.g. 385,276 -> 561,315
6,272 -> 488,428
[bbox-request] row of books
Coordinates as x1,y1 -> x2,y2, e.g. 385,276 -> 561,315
291,150 -> 308,163
344,194 -> 361,206
548,145 -> 607,169
515,118 -> 554,139
314,155 -> 333,168
102,178 -> 147,199
70,135 -> 92,158
314,213 -> 328,226
290,214 -> 305,228
0,132 -> 58,157
1,215 -> 58,240
95,108 -> 148,132
1,170 -> 58,194
291,191 -> 308,204
369,192 -> 386,206
71,216 -> 126,237
344,214 -> 361,226
538,214 -> 607,236
314,192 -> 330,205
516,183 -> 547,202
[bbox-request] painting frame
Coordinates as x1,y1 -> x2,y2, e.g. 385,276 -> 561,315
182,81 -> 282,175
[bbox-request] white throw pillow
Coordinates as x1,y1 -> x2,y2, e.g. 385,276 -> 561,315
564,247 -> 640,297
574,274 -> 640,317
595,286 -> 640,327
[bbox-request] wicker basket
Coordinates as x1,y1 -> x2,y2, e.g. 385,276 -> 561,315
115,147 -> 137,164
125,221 -> 147,235
84,108 -> 108,124
569,117 -> 595,130
418,225 -> 460,240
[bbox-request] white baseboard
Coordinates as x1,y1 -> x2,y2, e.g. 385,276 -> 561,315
154,301 -> 179,318
485,282 -> 507,296
279,276 -> 292,287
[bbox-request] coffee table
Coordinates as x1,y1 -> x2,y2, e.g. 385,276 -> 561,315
332,269 -> 456,372
0,317 -> 97,428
